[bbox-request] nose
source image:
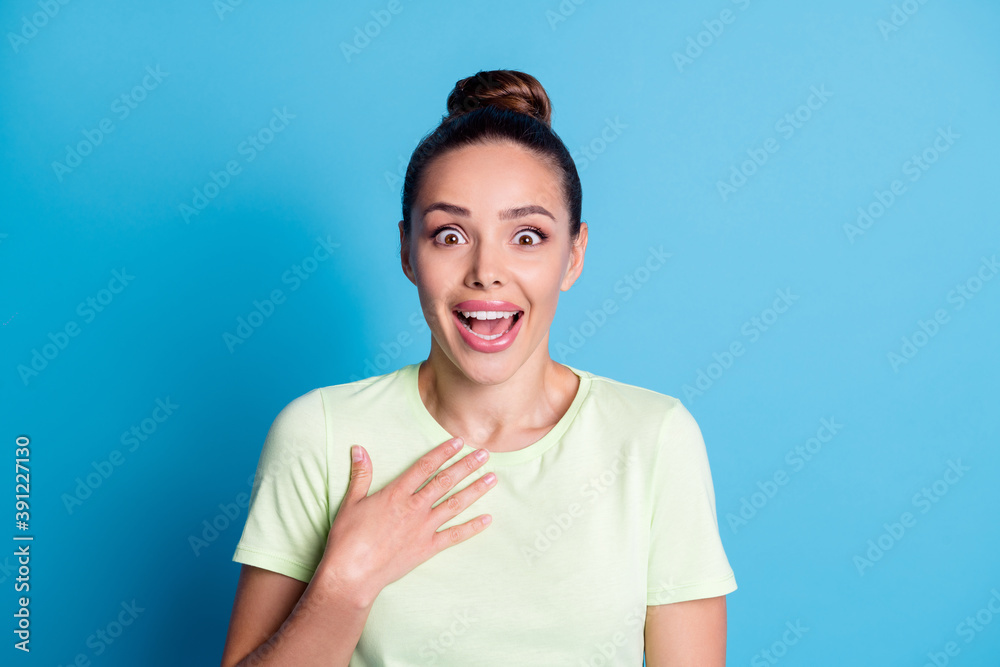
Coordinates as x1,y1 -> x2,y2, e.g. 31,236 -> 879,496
466,239 -> 505,288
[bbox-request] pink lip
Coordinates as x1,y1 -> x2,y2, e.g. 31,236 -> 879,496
452,300 -> 524,353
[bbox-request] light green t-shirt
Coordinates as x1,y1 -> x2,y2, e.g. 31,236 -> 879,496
232,362 -> 736,665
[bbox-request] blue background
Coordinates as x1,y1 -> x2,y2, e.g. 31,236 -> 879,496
2,1 -> 998,665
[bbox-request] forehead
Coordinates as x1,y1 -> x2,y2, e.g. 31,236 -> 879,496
417,141 -> 566,220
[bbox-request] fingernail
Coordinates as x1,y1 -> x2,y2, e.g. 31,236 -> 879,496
351,445 -> 362,462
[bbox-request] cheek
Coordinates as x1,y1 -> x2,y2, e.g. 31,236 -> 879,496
538,261 -> 570,290
411,254 -> 449,291
527,268 -> 569,311
413,269 -> 457,319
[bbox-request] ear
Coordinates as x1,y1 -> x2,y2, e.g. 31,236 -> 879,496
560,221 -> 588,291
399,220 -> 416,285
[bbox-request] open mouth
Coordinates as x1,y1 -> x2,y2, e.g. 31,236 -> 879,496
454,309 -> 522,340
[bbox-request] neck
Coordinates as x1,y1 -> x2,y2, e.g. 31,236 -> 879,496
417,341 -> 576,451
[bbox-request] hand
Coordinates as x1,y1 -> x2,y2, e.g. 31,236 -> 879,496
316,437 -> 496,606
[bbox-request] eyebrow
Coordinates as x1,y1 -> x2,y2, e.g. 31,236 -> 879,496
421,202 -> 556,222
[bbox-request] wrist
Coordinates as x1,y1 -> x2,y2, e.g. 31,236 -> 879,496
314,559 -> 381,610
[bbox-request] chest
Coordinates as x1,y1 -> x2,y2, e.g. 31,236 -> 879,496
352,452 -> 651,665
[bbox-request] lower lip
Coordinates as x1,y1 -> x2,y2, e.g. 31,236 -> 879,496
453,311 -> 523,353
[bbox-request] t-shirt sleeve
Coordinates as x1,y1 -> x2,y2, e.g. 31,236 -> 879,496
646,398 -> 737,605
232,388 -> 331,584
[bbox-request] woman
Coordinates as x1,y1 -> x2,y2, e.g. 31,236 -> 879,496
221,69 -> 736,666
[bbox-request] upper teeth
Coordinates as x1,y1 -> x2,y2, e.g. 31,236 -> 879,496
460,311 -> 517,320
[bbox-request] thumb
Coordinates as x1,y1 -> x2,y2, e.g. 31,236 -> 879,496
346,445 -> 372,500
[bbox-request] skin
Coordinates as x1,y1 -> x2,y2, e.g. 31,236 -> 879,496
220,437 -> 497,666
399,140 -> 588,453
645,596 -> 728,666
399,140 -> 728,663
220,138 -> 727,665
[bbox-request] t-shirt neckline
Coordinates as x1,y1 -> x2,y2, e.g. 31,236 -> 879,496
402,361 -> 592,466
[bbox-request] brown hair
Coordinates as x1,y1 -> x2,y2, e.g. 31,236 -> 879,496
400,69 -> 582,243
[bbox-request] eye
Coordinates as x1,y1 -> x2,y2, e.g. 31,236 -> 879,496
515,227 -> 548,246
432,227 -> 467,245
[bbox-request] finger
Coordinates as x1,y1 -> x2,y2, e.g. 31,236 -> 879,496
415,447 -> 489,505
431,513 -> 493,553
428,470 -> 497,525
398,437 -> 465,494
344,445 -> 372,502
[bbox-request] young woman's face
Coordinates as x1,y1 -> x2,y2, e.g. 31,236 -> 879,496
400,141 -> 587,382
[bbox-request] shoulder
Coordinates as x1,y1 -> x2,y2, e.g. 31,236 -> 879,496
270,363 -> 413,431
253,367 -> 410,482
569,366 -> 704,458
314,363 -> 413,414
571,365 -> 686,421
265,387 -> 325,440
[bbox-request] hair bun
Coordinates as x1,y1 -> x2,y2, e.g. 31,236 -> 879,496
445,69 -> 552,127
